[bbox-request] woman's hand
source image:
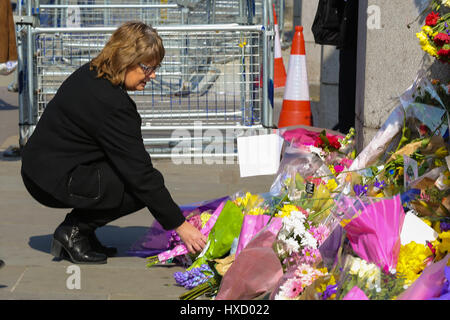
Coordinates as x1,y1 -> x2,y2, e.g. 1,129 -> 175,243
175,221 -> 207,254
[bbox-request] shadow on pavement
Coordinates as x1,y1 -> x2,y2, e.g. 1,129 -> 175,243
28,225 -> 150,258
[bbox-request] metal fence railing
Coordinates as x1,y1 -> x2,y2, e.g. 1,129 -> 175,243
16,0 -> 276,158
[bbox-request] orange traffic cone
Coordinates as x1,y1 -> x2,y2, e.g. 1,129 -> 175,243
273,4 -> 286,88
278,26 -> 312,128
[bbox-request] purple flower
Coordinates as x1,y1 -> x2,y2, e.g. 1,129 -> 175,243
373,180 -> 386,190
353,184 -> 369,197
440,221 -> 450,232
321,283 -> 339,300
173,264 -> 214,289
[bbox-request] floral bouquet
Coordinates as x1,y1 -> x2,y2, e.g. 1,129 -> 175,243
416,0 -> 450,64
231,191 -> 268,216
336,255 -> 408,300
145,199 -> 227,268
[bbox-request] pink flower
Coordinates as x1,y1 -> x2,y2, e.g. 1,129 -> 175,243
279,278 -> 304,299
309,225 -> 330,245
334,164 -> 345,173
300,247 -> 322,264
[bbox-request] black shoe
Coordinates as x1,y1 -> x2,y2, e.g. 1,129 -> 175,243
51,224 -> 107,264
0,260 -> 4,269
88,232 -> 118,257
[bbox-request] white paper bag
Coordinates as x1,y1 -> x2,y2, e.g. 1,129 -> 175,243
400,211 -> 438,245
237,133 -> 284,177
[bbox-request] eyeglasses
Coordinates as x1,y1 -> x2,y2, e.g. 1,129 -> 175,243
139,63 -> 160,76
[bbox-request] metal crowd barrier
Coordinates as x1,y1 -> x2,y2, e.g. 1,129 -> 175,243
17,0 -> 276,158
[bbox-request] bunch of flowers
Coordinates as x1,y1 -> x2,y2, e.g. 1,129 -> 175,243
173,264 -> 214,290
167,213 -> 203,250
316,275 -> 339,300
416,0 -> 450,63
273,206 -> 330,270
337,255 -> 408,300
309,128 -> 356,168
232,191 -> 267,215
396,241 -> 434,286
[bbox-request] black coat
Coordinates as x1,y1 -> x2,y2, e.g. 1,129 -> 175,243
21,63 -> 185,230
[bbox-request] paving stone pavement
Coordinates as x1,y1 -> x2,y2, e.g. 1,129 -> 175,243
0,85 -> 277,299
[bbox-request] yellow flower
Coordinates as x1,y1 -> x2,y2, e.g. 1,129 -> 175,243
422,25 -> 434,36
375,192 -> 384,198
422,44 -> 438,57
340,218 -> 352,227
274,204 -> 299,218
326,179 -> 338,191
315,274 -> 336,300
396,241 -> 433,285
200,212 -> 212,229
442,0 -> 450,7
416,31 -> 429,46
328,165 -> 336,175
247,207 -> 266,215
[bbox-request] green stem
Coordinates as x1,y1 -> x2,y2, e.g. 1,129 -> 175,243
145,255 -> 160,268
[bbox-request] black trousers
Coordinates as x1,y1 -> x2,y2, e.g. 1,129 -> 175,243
22,172 -> 145,234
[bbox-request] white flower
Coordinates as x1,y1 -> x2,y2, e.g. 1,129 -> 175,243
300,231 -> 318,249
284,238 -> 301,255
349,258 -> 362,275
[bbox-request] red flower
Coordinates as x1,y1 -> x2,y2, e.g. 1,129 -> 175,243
437,48 -> 450,57
419,124 -> 430,136
434,33 -> 450,47
425,11 -> 440,26
327,135 -> 341,150
314,136 -> 324,148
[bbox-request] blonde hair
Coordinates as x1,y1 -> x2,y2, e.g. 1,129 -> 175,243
90,21 -> 164,86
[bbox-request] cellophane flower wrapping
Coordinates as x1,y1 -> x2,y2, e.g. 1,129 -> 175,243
342,286 -> 369,300
397,253 -> 450,300
235,214 -> 272,258
149,199 -> 227,266
127,196 -> 228,258
187,200 -> 244,270
215,218 -> 284,300
335,195 -> 406,272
